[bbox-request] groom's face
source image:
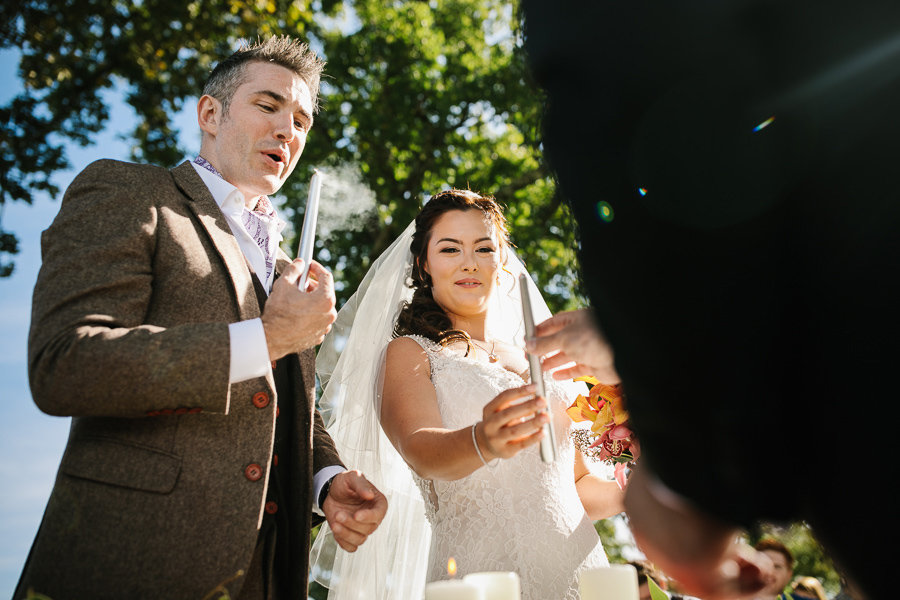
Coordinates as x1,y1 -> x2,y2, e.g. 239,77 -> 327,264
199,61 -> 313,206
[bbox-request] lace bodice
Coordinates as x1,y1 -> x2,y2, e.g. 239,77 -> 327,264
405,335 -> 609,600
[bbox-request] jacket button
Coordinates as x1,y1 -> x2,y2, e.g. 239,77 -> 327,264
272,454 -> 279,467
252,392 -> 270,409
265,501 -> 278,514
244,463 -> 263,482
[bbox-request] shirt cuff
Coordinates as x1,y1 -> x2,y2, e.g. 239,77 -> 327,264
312,466 -> 347,516
228,318 -> 271,384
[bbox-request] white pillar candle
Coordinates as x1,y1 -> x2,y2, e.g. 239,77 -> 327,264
424,580 -> 483,600
579,565 -> 640,600
463,572 -> 521,599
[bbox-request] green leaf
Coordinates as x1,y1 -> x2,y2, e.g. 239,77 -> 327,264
648,576 -> 669,600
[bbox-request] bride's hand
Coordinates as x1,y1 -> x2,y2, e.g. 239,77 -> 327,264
476,383 -> 550,460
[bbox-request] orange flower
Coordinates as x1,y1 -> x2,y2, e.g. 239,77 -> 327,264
566,390 -> 604,422
590,384 -> 628,433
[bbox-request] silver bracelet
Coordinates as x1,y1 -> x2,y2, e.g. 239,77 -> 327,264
471,421 -> 498,469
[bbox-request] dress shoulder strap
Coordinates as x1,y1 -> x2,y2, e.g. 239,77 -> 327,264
401,334 -> 442,355
398,334 -> 446,378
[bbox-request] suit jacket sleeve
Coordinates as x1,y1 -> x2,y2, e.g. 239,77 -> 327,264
29,160 -> 234,418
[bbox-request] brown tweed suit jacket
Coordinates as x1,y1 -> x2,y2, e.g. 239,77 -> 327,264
18,159 -> 343,599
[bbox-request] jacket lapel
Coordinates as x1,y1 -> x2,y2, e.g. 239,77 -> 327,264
170,161 -> 261,322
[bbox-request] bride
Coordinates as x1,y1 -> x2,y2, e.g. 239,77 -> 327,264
311,189 -> 625,599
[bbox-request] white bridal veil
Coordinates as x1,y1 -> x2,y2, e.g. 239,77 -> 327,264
310,220 -> 553,599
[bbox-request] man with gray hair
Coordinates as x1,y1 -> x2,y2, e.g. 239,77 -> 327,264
17,36 -> 386,599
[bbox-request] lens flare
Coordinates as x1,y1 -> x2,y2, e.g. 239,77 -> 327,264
596,201 -> 614,223
753,116 -> 775,132
638,188 -> 647,196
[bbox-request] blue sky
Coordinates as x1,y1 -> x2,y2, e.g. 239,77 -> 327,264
0,47 -> 199,596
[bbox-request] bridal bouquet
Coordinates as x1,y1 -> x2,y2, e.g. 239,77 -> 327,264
567,377 -> 639,489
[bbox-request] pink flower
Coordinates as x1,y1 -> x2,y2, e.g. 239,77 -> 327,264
608,424 -> 632,441
614,463 -> 628,490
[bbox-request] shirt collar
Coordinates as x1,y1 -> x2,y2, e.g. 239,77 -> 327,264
189,159 -> 246,218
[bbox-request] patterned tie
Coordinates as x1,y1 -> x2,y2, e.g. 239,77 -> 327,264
194,156 -> 282,283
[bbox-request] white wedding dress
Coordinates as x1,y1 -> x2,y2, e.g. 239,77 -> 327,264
311,221 -> 609,600
405,334 -> 609,600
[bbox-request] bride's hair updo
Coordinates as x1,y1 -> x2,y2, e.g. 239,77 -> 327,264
393,189 -> 510,344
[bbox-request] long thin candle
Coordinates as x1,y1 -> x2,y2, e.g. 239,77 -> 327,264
520,273 -> 556,463
297,169 -> 322,290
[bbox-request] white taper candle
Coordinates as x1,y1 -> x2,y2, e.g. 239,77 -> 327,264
297,169 -> 323,290
520,273 -> 556,463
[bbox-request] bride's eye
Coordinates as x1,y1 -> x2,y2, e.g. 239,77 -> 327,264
440,247 -> 460,254
477,247 -> 496,253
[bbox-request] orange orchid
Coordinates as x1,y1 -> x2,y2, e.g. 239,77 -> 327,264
566,376 -> 604,422
592,384 -> 628,433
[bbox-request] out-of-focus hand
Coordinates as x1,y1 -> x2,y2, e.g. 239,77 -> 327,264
526,308 -> 620,383
475,383 -> 550,461
323,470 -> 388,553
625,465 -> 773,600
262,259 -> 337,360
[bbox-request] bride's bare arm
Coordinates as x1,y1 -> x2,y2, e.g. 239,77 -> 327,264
573,447 -> 626,520
380,337 -> 550,481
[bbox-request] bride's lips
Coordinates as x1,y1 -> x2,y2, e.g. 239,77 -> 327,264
455,278 -> 482,288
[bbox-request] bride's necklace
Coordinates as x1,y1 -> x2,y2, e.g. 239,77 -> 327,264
471,338 -> 499,363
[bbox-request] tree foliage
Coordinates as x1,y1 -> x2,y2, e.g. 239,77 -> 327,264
0,0 -> 584,312
595,514 -> 634,566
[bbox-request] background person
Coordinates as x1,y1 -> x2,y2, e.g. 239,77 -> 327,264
753,539 -> 795,600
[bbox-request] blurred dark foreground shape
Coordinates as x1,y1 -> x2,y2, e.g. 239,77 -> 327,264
521,2 -> 900,598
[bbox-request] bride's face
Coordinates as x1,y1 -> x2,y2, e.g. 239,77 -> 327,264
423,209 -> 503,323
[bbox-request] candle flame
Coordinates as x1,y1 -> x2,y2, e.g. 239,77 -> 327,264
447,557 -> 457,578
